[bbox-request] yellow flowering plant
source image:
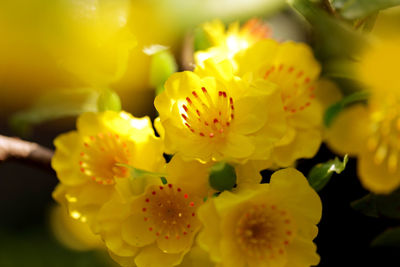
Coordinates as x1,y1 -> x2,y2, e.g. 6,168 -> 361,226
155,58 -> 287,163
4,0 -> 400,266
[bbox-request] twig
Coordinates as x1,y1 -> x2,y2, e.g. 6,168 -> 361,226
180,31 -> 195,71
0,135 -> 54,171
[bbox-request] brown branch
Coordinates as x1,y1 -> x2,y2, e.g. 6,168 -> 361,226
0,135 -> 54,171
180,31 -> 195,71
322,0 -> 337,17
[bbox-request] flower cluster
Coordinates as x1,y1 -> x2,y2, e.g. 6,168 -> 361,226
52,19 -> 334,267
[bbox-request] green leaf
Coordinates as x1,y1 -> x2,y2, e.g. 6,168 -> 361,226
371,227 -> 400,248
332,0 -> 400,20
10,88 -> 99,136
149,48 -> 177,95
351,188 -> 400,219
324,90 -> 370,127
307,155 -> 348,192
350,194 -> 379,218
97,89 -> 121,112
209,162 -> 237,192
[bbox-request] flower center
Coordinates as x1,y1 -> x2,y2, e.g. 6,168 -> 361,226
235,203 -> 295,259
367,100 -> 400,173
180,87 -> 234,138
263,64 -> 315,113
78,132 -> 131,185
141,184 -> 199,240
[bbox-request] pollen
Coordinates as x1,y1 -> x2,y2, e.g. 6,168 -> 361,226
78,132 -> 132,185
180,87 -> 234,138
262,64 -> 315,114
367,101 -> 400,173
141,184 -> 200,240
235,203 -> 295,259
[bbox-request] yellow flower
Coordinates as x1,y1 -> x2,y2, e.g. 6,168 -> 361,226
235,39 -> 341,167
154,59 -> 287,163
198,168 -> 322,267
358,38 -> 400,98
326,34 -> 400,194
195,19 -> 270,68
49,205 -> 104,251
97,155 -> 210,267
52,111 -> 165,228
326,94 -> 400,194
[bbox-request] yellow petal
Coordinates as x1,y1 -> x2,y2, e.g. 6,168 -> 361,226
197,199 -> 223,262
134,244 -> 185,267
235,39 -> 279,76
178,245 -> 215,267
231,96 -> 269,135
154,117 -> 165,139
52,131 -> 86,186
286,235 -> 320,267
121,214 -> 158,248
325,104 -> 370,156
76,112 -> 104,136
219,132 -> 254,161
195,58 -> 235,82
219,238 -> 246,267
314,78 -> 343,110
156,226 -> 197,254
274,41 -> 321,82
103,228 -> 138,257
130,135 -> 165,172
272,128 -> 322,167
108,250 -> 136,267
358,148 -> 400,194
270,168 -> 322,225
166,155 -> 210,197
234,161 -> 263,189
